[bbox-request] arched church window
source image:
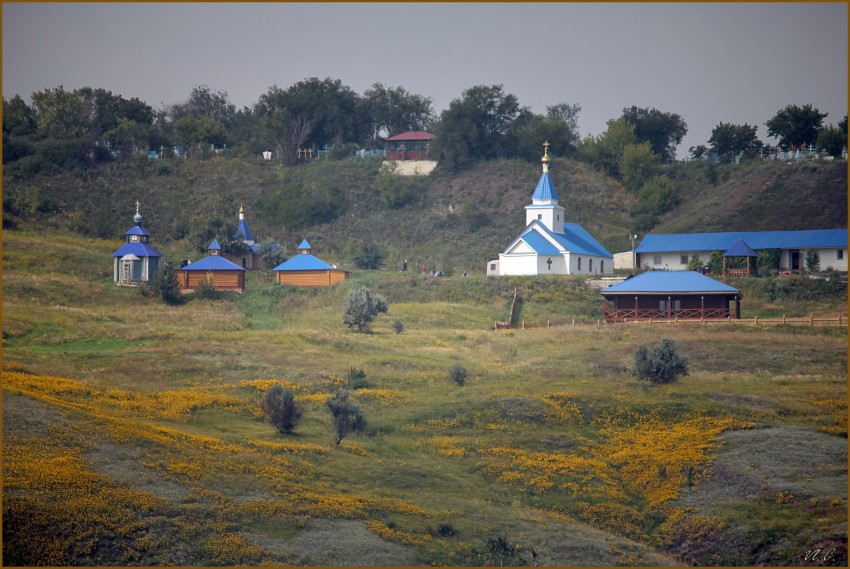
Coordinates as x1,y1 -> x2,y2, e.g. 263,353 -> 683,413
589,259 -> 593,272
577,258 -> 582,270
601,260 -> 604,272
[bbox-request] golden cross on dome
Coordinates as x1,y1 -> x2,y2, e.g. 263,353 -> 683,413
543,141 -> 550,156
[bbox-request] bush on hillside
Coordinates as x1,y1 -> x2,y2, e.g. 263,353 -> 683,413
449,363 -> 468,386
326,389 -> 367,445
142,262 -> 183,305
353,242 -> 385,270
633,337 -> 689,385
343,286 -> 388,333
262,384 -> 303,434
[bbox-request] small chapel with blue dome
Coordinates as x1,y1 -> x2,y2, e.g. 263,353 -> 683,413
112,202 -> 164,286
488,143 -> 613,276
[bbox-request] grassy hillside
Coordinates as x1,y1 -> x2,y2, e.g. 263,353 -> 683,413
2,227 -> 847,566
3,155 -> 845,275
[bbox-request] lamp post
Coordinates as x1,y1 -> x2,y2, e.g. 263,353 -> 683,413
630,234 -> 638,271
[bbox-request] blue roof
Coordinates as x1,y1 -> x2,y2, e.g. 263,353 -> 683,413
602,271 -> 740,294
724,239 -> 758,257
125,226 -> 150,237
112,242 -> 163,258
521,229 -> 562,255
531,172 -> 559,201
273,253 -> 333,271
637,229 -> 847,253
235,219 -> 254,243
298,239 -> 311,250
182,255 -> 245,271
208,239 -> 222,251
539,222 -> 613,257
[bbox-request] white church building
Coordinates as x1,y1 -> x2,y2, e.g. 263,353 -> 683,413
487,143 -> 613,276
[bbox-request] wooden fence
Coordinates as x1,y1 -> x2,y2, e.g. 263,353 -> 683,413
495,314 -> 847,330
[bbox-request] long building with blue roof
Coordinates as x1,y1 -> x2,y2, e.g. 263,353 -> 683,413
112,202 -> 164,286
274,240 -> 349,287
636,229 -> 847,273
488,143 -> 613,276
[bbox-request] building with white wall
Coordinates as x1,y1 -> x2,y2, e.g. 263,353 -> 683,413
487,143 -> 613,276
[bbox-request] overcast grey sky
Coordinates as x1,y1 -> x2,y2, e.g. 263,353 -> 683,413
3,2 -> 847,157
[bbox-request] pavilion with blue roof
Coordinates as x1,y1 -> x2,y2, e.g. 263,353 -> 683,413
488,142 -> 613,276
112,202 -> 164,286
178,239 -> 246,292
274,240 -> 349,287
601,270 -> 742,321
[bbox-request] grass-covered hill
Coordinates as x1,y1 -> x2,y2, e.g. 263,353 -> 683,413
2,222 -> 848,566
2,155 -> 846,273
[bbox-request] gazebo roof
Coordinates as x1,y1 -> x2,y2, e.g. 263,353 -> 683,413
602,271 -> 741,296
385,131 -> 434,142
724,239 -> 759,257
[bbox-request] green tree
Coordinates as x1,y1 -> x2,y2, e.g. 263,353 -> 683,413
143,261 -> 182,305
173,115 -> 228,154
708,122 -> 763,163
578,117 -> 637,177
190,217 -> 248,255
262,384 -> 303,434
361,82 -> 435,139
343,286 -> 388,332
633,337 -> 689,384
30,86 -> 89,138
326,389 -> 367,445
805,250 -> 821,272
621,106 -> 688,163
377,165 -> 416,209
168,84 -> 236,128
629,176 -> 680,233
816,123 -> 847,157
353,242 -> 386,270
619,142 -> 660,192
2,95 -> 37,137
432,84 -> 527,170
765,103 -> 828,149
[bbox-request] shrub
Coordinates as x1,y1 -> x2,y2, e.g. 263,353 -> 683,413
449,363 -> 468,386
353,242 -> 385,270
348,367 -> 368,389
193,277 -> 222,300
437,522 -> 457,537
392,320 -> 405,334
633,337 -> 689,384
342,286 -> 388,332
806,249 -> 821,272
326,389 -> 367,445
261,384 -> 303,434
142,262 -> 183,305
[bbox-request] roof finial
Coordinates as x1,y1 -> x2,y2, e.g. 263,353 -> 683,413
239,202 -> 245,220
541,141 -> 550,173
133,200 -> 142,224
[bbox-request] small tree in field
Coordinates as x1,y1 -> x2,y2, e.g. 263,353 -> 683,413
343,286 -> 388,332
634,338 -> 689,385
143,261 -> 182,305
449,363 -> 468,386
326,389 -> 366,445
261,384 -> 303,434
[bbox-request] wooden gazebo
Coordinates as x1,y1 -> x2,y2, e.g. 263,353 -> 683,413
601,271 -> 742,322
723,239 -> 759,277
384,131 -> 434,160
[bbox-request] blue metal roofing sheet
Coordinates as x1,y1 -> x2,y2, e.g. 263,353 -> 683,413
112,242 -> 164,257
208,239 -> 222,251
602,271 -> 740,294
636,229 -> 847,253
521,229 -> 561,255
182,255 -> 245,271
273,253 -> 333,271
298,239 -> 311,250
540,223 -> 613,258
531,172 -> 559,201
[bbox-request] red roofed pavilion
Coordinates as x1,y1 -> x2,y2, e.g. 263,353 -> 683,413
385,131 -> 434,160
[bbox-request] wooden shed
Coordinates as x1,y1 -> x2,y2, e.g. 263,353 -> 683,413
273,240 -> 348,287
601,270 -> 741,322
179,239 -> 246,292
